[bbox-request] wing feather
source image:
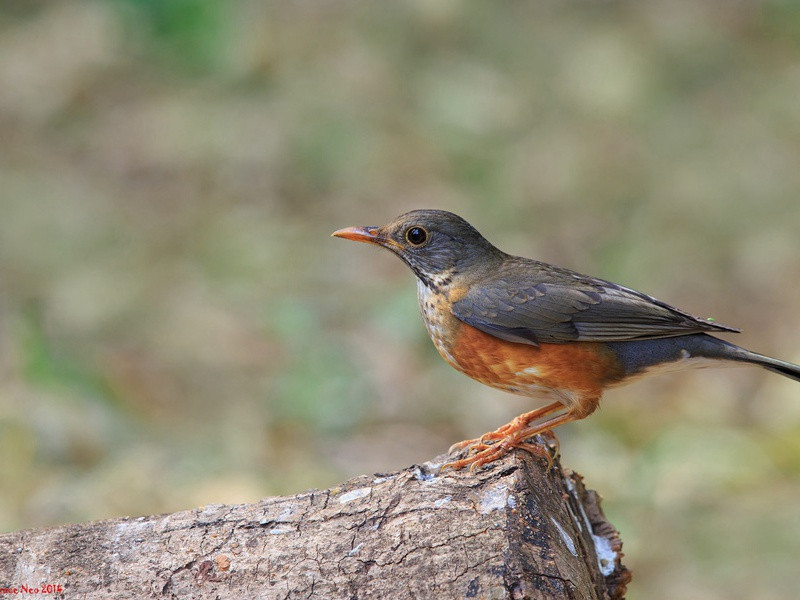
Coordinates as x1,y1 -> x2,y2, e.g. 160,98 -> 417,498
451,259 -> 739,345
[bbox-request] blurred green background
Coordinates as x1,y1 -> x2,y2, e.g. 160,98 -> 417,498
1,1 -> 800,597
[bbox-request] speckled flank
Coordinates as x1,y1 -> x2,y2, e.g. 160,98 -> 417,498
417,278 -> 463,367
417,280 -> 624,414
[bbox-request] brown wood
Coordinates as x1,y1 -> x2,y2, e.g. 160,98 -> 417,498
0,450 -> 630,599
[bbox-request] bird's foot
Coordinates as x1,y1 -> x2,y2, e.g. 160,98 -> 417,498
442,404 -> 574,472
441,428 -> 559,473
446,418 -> 523,453
447,401 -> 564,454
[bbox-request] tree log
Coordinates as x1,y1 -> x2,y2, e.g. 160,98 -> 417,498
0,449 -> 630,599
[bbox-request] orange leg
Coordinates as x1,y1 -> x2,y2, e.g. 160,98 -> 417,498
447,401 -> 564,453
442,405 -> 575,472
442,402 -> 576,471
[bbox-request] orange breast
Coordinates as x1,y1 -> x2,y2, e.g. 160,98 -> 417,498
418,291 -> 623,411
451,321 -> 624,396
417,282 -> 625,410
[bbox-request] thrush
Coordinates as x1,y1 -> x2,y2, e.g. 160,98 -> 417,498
333,210 -> 800,471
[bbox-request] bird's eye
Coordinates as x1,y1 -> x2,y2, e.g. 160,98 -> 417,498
405,226 -> 428,246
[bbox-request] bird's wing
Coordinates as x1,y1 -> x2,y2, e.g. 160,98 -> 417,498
451,261 -> 739,345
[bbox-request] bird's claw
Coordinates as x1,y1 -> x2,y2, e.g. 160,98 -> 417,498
441,430 -> 558,472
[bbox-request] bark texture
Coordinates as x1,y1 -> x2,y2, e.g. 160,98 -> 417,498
0,450 -> 630,599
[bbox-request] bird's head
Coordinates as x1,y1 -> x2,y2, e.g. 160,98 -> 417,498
333,209 -> 504,288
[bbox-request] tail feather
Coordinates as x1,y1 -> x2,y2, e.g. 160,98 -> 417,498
683,334 -> 800,383
763,363 -> 800,383
741,352 -> 800,383
607,334 -> 800,384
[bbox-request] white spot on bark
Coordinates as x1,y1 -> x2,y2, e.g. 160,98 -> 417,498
372,476 -> 396,484
480,483 -> 509,514
337,487 -> 372,504
269,526 -> 294,535
413,465 -> 438,481
564,475 -> 619,576
348,542 -> 364,556
592,534 -> 616,576
550,517 -> 577,556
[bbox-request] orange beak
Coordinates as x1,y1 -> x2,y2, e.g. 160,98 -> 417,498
331,226 -> 380,244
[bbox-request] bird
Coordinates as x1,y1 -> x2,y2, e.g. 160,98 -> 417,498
333,209 -> 800,471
